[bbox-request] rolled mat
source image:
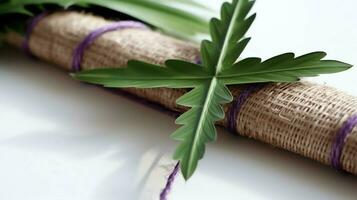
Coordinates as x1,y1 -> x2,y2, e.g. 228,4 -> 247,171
5,11 -> 357,174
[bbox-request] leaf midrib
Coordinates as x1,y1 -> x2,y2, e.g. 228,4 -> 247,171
218,64 -> 348,78
215,0 -> 243,74
184,1 -> 244,176
185,0 -> 245,177
187,77 -> 217,174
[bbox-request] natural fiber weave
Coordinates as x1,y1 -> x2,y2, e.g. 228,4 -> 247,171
5,12 -> 357,174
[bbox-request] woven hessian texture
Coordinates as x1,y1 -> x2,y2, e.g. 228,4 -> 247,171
5,12 -> 357,174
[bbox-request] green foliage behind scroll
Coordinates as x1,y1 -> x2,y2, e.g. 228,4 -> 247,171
74,0 -> 352,180
0,0 -> 212,41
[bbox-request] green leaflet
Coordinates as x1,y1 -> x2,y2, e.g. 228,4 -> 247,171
74,0 -> 352,180
172,79 -> 232,179
73,60 -> 211,88
219,52 -> 352,84
0,0 -> 211,41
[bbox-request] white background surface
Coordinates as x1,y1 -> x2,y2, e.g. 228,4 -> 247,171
1,0 -> 357,199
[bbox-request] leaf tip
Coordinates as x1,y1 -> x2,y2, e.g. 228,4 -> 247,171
250,12 -> 257,19
316,51 -> 327,56
340,62 -> 353,69
180,162 -> 195,181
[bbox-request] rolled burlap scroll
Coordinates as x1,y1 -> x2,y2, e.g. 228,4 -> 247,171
5,12 -> 357,174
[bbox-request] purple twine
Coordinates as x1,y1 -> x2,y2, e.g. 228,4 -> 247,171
22,12 -> 49,56
330,115 -> 357,170
71,21 -> 149,72
227,84 -> 264,133
160,162 -> 180,200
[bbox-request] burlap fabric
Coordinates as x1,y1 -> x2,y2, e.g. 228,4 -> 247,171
5,12 -> 357,174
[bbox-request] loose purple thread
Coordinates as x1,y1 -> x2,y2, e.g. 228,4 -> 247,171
71,21 -> 149,72
330,115 -> 357,170
160,162 -> 180,200
22,12 -> 49,56
227,84 -> 264,133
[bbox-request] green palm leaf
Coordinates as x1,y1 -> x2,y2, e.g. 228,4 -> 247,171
75,0 -> 257,179
73,0 -> 352,180
0,0 -> 212,40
